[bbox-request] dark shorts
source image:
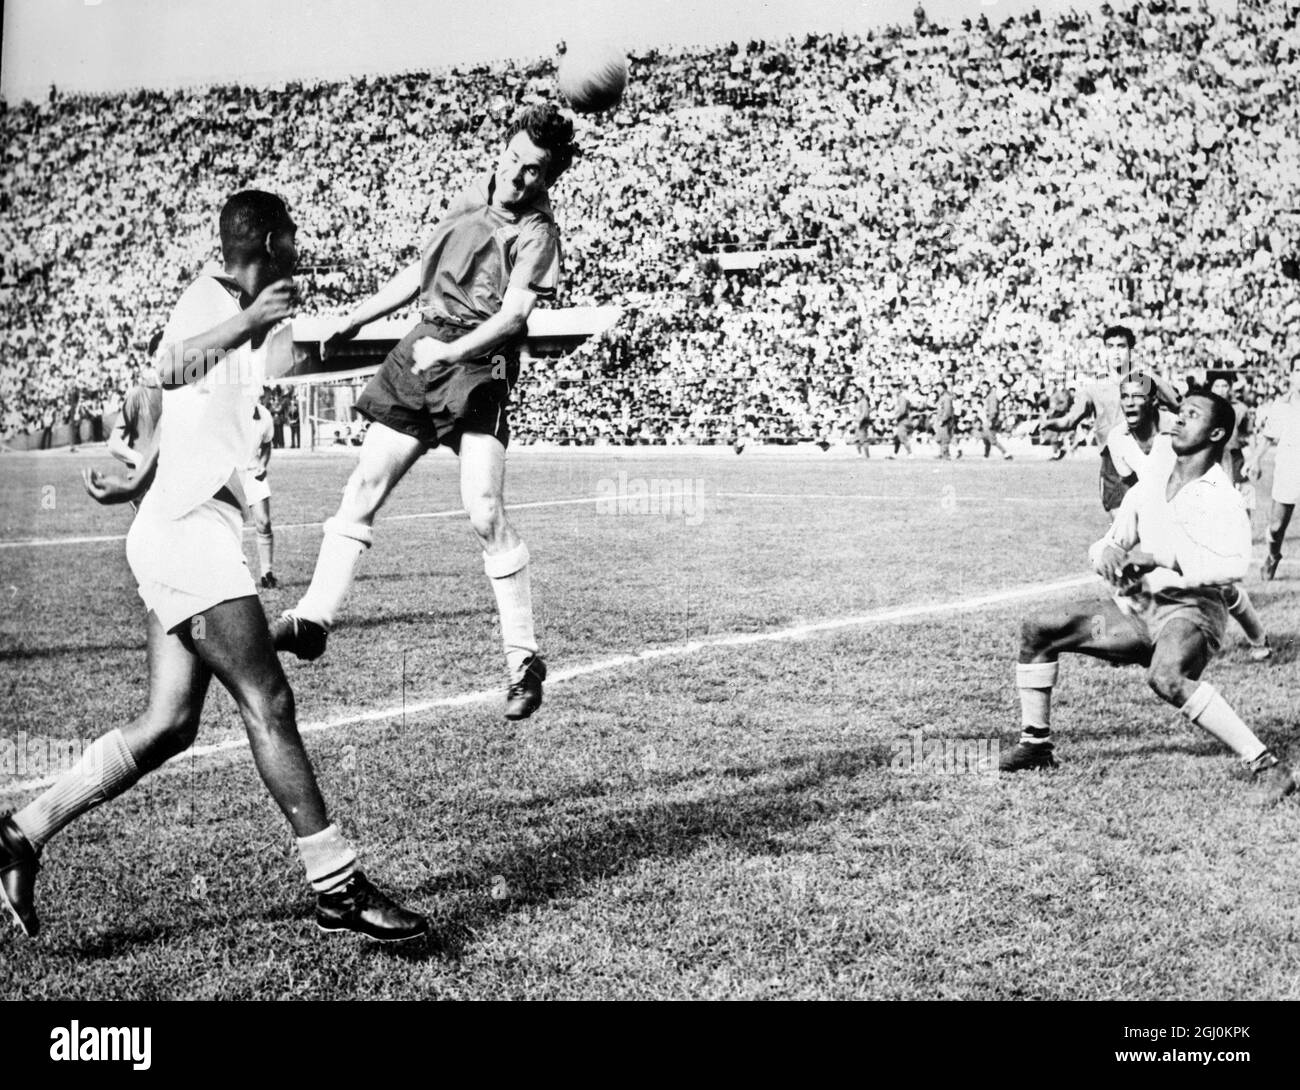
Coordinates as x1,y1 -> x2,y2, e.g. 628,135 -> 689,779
1113,585 -> 1230,657
354,319 -> 520,452
1099,447 -> 1129,512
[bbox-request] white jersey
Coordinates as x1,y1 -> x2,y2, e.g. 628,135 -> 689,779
1090,463 -> 1251,593
1106,424 -> 1175,482
1262,397 -> 1300,504
1262,399 -> 1300,458
145,276 -> 290,520
248,403 -> 275,474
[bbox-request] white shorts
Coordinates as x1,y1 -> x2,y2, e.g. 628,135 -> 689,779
1272,453 -> 1300,505
243,470 -> 271,506
126,496 -> 257,633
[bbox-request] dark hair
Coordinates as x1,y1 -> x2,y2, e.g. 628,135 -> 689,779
219,191 -> 292,263
1102,324 -> 1136,349
508,104 -> 578,183
1184,385 -> 1235,449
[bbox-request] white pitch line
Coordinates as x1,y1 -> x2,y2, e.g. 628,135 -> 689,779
0,572 -> 1096,796
0,495 -> 605,549
716,491 -> 1094,504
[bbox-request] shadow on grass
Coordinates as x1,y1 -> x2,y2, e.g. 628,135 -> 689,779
0,641 -> 146,661
34,741 -> 891,964
393,741 -> 899,961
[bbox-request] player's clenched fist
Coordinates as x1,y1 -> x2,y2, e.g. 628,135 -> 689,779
410,336 -> 452,375
1093,543 -> 1128,584
246,278 -> 296,332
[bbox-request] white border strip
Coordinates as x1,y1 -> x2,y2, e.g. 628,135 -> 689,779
0,572 -> 1095,796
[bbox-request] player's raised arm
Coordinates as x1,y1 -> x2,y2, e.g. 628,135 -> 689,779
157,278 -> 295,387
1151,373 -> 1182,412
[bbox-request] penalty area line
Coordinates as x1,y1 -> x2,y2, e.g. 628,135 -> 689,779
0,572 -> 1095,796
0,495 -> 606,549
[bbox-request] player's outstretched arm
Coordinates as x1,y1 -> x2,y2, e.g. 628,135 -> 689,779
83,429 -> 160,505
323,260 -> 422,360
158,279 -> 295,387
411,286 -> 537,373
1042,394 -> 1090,433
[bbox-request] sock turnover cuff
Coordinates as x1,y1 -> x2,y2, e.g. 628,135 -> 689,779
484,542 -> 530,579
322,517 -> 373,549
1016,660 -> 1059,689
1180,681 -> 1216,722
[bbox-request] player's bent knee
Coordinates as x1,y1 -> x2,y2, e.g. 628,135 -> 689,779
1019,616 -> 1056,656
132,711 -> 202,767
1146,664 -> 1190,705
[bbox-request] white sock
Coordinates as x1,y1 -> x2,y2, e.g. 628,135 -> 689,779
296,823 -> 359,894
295,517 -> 373,628
1016,660 -> 1058,744
484,542 -> 538,680
1181,682 -> 1267,764
12,729 -> 140,851
256,531 -> 274,579
1225,586 -> 1266,646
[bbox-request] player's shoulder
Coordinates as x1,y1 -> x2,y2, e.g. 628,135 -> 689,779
170,273 -> 238,316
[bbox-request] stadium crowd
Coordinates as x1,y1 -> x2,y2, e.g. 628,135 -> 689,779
2,0 -> 1299,447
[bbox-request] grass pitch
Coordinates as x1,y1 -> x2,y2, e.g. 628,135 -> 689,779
2,444 -> 1298,999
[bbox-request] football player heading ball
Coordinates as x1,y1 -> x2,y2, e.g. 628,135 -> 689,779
273,104 -> 580,722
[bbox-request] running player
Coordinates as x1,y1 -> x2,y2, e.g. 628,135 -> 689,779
1246,360 -> 1300,580
1,192 -> 427,942
1040,325 -> 1181,518
271,105 -> 578,721
1000,389 -> 1295,804
246,400 -> 277,589
1109,376 -> 1269,660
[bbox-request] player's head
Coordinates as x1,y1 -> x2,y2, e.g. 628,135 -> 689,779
1172,386 -> 1234,457
1119,374 -> 1156,430
220,191 -> 297,275
496,104 -> 578,208
1102,324 -> 1135,373
1289,356 -> 1300,397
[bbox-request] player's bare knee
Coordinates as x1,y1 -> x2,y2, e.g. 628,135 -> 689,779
465,495 -> 504,541
1146,663 -> 1190,705
1019,617 -> 1055,658
342,465 -> 386,521
243,677 -> 297,738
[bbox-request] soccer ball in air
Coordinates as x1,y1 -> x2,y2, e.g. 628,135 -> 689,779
556,39 -> 628,114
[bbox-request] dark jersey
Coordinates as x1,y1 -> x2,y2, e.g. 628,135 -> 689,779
419,173 -> 561,330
